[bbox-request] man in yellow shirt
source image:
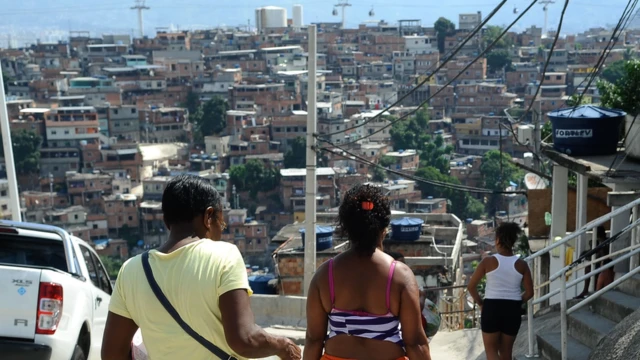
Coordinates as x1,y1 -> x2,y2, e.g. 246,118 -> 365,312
102,175 -> 301,360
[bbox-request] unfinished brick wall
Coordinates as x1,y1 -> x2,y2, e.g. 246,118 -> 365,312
528,187 -> 611,238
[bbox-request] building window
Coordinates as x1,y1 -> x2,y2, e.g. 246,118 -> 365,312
74,214 -> 79,220
129,216 -> 133,221
0,191 -> 6,197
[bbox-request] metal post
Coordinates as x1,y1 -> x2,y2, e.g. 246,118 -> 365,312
49,173 -> 54,223
526,259 -> 537,358
590,228 -> 597,292
575,173 -> 588,297
560,262 -> 568,360
0,64 -> 22,221
631,205 -> 639,270
303,25 -> 318,297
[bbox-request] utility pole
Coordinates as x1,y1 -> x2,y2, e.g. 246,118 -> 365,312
540,0 -> 555,38
533,98 -> 542,172
334,0 -> 351,29
131,0 -> 150,38
304,25 -> 318,297
0,65 -> 22,221
49,173 -> 54,223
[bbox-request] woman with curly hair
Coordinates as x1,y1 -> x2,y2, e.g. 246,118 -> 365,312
304,184 -> 431,360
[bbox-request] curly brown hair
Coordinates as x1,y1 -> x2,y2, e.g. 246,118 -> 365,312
338,184 -> 391,256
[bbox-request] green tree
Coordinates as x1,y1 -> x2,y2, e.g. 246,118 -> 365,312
434,17 -> 456,54
379,155 -> 395,168
414,166 -> 484,220
371,166 -> 386,182
623,47 -> 635,61
229,160 -> 279,199
99,255 -> 124,279
229,165 -> 247,190
480,150 -> 523,214
485,49 -> 513,73
390,110 -> 452,173
600,60 -> 626,84
0,129 -> 41,175
182,90 -> 200,115
2,70 -> 15,92
598,59 -> 640,116
482,25 -> 512,50
189,96 -> 228,143
284,136 -> 307,168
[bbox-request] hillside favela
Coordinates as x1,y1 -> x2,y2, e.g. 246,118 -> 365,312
2,1 -> 640,360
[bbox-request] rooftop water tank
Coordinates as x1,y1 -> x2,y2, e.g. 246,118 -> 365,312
248,274 -> 277,295
300,225 -> 334,251
548,105 -> 626,156
390,217 -> 424,242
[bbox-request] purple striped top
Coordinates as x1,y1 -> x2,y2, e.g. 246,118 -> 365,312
326,258 -> 403,345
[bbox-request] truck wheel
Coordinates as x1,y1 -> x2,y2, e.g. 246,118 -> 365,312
71,344 -> 86,360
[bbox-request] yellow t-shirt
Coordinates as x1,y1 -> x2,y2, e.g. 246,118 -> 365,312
109,239 -> 253,360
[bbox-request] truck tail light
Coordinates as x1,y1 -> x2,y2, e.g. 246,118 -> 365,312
36,282 -> 63,335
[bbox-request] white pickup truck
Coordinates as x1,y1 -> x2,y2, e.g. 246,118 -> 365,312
0,220 -> 112,360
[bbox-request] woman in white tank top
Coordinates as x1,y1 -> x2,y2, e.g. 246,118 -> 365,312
467,222 -> 534,360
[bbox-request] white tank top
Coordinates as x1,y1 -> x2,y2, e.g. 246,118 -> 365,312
484,254 -> 524,301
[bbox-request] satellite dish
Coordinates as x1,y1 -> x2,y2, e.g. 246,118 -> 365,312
524,173 -> 548,190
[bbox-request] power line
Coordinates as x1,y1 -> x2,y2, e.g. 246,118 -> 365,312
570,0 -> 639,108
320,0 -> 508,139
318,0 -> 541,147
516,0 -> 570,123
318,143 -> 526,195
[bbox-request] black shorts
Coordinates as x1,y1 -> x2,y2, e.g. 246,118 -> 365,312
481,299 -> 522,336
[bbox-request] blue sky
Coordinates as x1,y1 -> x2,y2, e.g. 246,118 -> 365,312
0,0 -> 634,45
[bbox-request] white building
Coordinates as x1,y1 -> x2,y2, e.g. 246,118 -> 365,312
459,12 -> 482,30
403,36 -> 437,55
256,6 -> 287,32
292,4 -> 303,28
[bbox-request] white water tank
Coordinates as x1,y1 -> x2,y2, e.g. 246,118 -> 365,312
293,4 -> 303,28
255,6 -> 287,32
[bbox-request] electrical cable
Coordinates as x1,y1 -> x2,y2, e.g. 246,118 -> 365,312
317,143 -> 526,194
318,0 -> 542,147
516,0 -> 570,123
571,0 -> 638,108
320,0 -> 509,138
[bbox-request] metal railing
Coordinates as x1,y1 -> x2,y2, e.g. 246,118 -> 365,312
524,197 -> 640,359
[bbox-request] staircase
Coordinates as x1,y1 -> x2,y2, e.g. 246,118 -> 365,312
533,274 -> 640,359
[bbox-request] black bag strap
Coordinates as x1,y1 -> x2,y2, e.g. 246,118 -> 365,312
141,251 -> 237,360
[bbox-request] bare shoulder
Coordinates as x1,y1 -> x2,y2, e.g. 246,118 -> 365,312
480,255 -> 498,272
393,261 -> 418,284
514,258 -> 530,274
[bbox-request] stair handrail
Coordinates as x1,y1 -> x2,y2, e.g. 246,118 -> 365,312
524,197 -> 640,360
524,196 -> 640,262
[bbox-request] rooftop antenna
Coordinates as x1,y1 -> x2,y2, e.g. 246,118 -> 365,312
333,0 -> 352,29
540,0 -> 555,38
131,0 -> 150,38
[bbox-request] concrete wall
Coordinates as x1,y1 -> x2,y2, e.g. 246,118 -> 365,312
528,187 -> 611,238
251,295 -> 307,328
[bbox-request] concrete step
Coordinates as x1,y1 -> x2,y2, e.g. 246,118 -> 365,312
567,309 -> 616,349
616,273 -> 640,298
591,290 -> 640,323
537,332 -> 591,360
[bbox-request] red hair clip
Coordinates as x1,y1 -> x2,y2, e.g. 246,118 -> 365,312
362,201 -> 374,211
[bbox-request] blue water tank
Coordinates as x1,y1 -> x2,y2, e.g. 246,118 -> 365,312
390,218 -> 424,242
300,226 -> 334,251
548,105 -> 626,156
248,274 -> 277,295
